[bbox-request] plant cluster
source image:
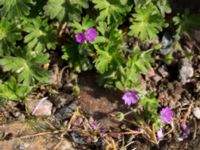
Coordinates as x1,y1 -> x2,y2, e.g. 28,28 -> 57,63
0,0 -> 199,145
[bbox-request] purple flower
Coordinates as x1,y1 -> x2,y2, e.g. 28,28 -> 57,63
75,32 -> 86,43
157,128 -> 164,140
90,121 -> 98,130
160,107 -> 173,123
122,90 -> 138,106
178,123 -> 190,141
84,28 -> 98,43
100,128 -> 109,133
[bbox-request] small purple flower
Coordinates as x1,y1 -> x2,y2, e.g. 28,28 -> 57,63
160,107 -> 173,123
178,123 -> 190,141
135,128 -> 141,132
90,121 -> 98,130
157,128 -> 164,140
122,90 -> 138,106
100,128 -> 109,133
84,28 -> 98,43
75,32 -> 86,43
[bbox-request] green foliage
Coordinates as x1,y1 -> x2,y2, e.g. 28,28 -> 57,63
93,27 -> 124,88
94,48 -> 112,74
139,94 -> 165,130
93,0 -> 132,25
43,0 -> 89,22
173,10 -> 200,38
0,77 -> 31,101
129,3 -> 167,41
69,15 -> 95,33
23,17 -> 56,52
62,43 -> 93,73
0,49 -> 50,86
116,47 -> 154,91
0,18 -> 21,56
156,0 -> 172,16
0,0 -> 35,18
0,0 -> 198,112
139,95 -> 158,114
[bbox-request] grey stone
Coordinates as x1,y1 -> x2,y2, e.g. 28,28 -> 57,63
160,34 -> 174,55
179,58 -> 194,84
55,103 -> 77,121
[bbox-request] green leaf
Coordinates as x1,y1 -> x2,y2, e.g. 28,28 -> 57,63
0,18 -> 21,56
0,77 -> 31,101
0,49 -> 50,85
96,22 -> 108,35
173,11 -> 200,34
94,27 -> 125,89
0,0 -> 34,18
129,3 -> 166,41
135,51 -> 153,74
43,0 -> 88,22
95,48 -> 112,74
69,15 -> 95,33
115,47 -> 154,91
139,95 -> 159,113
0,79 -> 18,101
156,0 -> 172,16
23,17 -> 56,52
93,0 -> 132,25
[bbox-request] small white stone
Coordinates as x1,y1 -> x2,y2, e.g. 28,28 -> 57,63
193,107 -> 200,119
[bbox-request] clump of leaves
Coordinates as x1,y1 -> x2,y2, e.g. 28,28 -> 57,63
23,17 -> 56,53
173,10 -> 200,39
43,0 -> 89,22
94,27 -> 124,74
139,94 -> 160,123
0,0 -> 35,18
93,26 -> 125,88
0,77 -> 31,101
0,48 -> 50,86
116,46 -> 154,91
129,3 -> 167,41
0,18 -> 21,56
62,43 -> 93,73
69,15 -> 95,33
94,24 -> 154,90
93,0 -> 132,25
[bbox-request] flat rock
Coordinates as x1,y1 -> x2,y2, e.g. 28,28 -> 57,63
28,97 -> 53,116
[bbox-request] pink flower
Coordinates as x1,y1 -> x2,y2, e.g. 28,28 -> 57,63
160,107 -> 173,123
75,32 -> 86,43
157,128 -> 164,140
122,90 -> 138,106
84,28 -> 98,43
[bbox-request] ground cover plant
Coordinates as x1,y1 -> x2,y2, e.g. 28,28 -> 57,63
0,0 -> 200,149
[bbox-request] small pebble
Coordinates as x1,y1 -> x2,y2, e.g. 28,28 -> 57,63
193,107 -> 200,119
160,34 -> 173,55
179,58 -> 194,84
